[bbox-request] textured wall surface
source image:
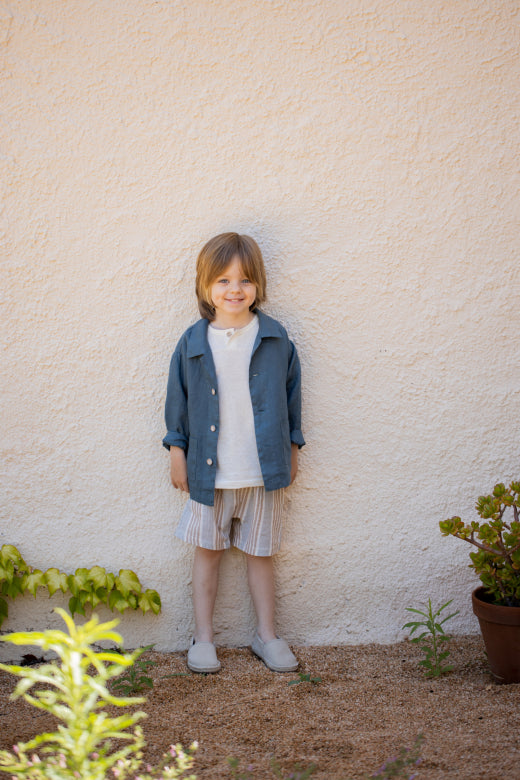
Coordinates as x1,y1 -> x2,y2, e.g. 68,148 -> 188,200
2,0 -> 519,653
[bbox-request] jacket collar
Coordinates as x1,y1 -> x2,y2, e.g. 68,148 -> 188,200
186,309 -> 282,358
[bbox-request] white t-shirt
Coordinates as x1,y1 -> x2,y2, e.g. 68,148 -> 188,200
207,315 -> 264,488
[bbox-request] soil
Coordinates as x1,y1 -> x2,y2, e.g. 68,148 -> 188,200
1,636 -> 519,779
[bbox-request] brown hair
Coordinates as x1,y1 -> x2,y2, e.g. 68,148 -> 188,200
195,233 -> 267,320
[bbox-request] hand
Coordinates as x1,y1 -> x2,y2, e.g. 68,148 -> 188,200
170,447 -> 189,493
290,443 -> 298,484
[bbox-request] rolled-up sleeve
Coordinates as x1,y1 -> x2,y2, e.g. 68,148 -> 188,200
286,340 -> 305,448
163,342 -> 189,451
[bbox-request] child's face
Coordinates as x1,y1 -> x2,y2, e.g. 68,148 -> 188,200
210,255 -> 257,327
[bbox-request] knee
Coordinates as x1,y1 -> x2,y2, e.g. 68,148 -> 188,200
196,547 -> 224,565
245,553 -> 273,567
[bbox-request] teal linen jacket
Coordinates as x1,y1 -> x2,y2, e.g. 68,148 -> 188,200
163,310 -> 304,506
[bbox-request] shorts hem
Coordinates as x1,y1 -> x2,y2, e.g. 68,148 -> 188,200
174,530 -> 230,551
234,541 -> 280,557
175,487 -> 285,557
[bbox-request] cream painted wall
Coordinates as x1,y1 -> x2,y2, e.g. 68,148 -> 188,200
2,0 -> 519,653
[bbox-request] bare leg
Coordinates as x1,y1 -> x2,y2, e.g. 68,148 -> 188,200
192,547 -> 224,643
246,554 -> 277,642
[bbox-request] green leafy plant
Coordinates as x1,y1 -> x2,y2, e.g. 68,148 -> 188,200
287,672 -> 322,686
403,599 -> 458,678
439,481 -> 520,607
0,608 -> 196,780
363,734 -> 423,779
112,644 -> 157,695
0,544 -> 161,627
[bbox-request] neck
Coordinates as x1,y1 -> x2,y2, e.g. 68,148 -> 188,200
211,311 -> 255,329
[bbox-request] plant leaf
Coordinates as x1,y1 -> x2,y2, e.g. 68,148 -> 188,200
115,570 -> 142,598
0,597 -> 8,626
0,545 -> 25,567
23,570 -> 45,597
138,589 -> 162,615
109,590 -> 130,613
44,568 -> 69,596
68,595 -> 85,617
88,566 -> 109,589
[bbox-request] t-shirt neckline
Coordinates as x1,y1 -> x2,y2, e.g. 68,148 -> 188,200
209,314 -> 258,338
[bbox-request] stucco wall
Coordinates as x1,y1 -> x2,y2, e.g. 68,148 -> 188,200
2,0 -> 519,653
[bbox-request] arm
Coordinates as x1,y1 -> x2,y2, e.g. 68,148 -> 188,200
286,340 -> 305,449
163,341 -> 190,493
170,446 -> 189,493
163,342 -> 189,451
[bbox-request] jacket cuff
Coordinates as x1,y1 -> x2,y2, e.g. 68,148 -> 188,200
290,430 -> 305,448
162,432 -> 188,451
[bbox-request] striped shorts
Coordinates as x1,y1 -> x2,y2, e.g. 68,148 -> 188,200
175,487 -> 285,557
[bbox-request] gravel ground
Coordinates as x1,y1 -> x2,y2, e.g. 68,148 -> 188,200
1,636 -> 519,779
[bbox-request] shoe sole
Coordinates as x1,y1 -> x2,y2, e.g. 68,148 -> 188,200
187,662 -> 221,673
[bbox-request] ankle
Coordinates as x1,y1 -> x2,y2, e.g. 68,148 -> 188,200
256,627 -> 277,643
194,630 -> 214,644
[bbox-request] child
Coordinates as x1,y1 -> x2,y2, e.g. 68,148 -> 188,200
163,232 -> 304,673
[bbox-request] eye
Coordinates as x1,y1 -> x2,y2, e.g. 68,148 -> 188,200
217,278 -> 229,284
242,279 -> 252,284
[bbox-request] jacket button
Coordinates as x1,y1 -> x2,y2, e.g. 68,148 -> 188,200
211,388 -> 216,395
210,425 -> 216,432
206,458 -> 213,466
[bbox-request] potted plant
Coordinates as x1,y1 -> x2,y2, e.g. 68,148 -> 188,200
439,481 -> 520,683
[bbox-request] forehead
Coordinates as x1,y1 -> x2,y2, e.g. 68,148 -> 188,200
214,255 -> 244,276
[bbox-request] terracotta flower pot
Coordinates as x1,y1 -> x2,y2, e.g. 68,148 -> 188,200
472,586 -> 520,684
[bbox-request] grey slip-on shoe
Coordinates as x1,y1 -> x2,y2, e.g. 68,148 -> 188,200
251,633 -> 298,672
187,638 -> 221,673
